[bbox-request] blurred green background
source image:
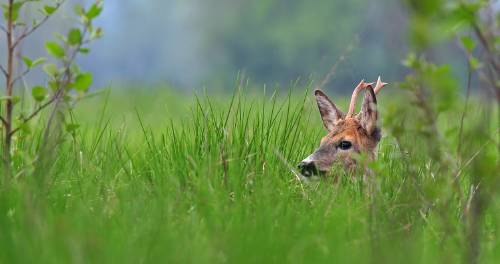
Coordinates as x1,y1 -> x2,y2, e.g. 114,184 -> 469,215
7,0 -> 481,92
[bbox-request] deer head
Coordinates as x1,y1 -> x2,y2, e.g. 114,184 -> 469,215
298,77 -> 387,177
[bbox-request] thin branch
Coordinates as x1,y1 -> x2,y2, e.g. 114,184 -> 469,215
478,71 -> 500,101
12,1 -> 65,49
9,90 -> 62,136
456,28 -> 499,102
453,140 -> 492,182
315,36 -> 357,91
13,17 -> 50,49
0,25 -> 6,34
10,8 -> 89,138
12,68 -> 30,85
472,22 -> 500,75
0,65 -> 7,77
0,115 -> 7,126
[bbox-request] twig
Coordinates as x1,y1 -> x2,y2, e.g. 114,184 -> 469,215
472,23 -> 500,75
0,116 -> 7,126
9,90 -> 62,136
12,68 -> 30,85
12,1 -> 65,49
315,35 -> 358,91
453,139 -> 494,182
0,65 -> 7,77
38,23 -> 92,156
10,18 -> 91,137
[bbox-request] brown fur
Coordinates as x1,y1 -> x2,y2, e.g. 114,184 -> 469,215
313,117 -> 379,172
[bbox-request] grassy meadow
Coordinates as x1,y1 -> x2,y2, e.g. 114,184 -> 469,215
0,84 -> 498,263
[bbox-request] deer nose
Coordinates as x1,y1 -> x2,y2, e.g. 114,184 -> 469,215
298,161 -> 318,177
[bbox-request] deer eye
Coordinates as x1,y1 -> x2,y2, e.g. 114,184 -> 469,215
338,141 -> 352,150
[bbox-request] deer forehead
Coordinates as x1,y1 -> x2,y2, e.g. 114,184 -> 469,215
321,118 -> 364,144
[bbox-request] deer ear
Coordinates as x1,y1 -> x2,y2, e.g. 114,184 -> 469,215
314,89 -> 344,132
358,86 -> 378,135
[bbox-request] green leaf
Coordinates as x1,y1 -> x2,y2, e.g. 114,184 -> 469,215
45,41 -> 65,58
22,57 -> 46,69
469,56 -> 481,70
0,95 -> 20,104
12,96 -> 20,105
70,64 -> 81,74
2,5 -> 7,21
451,2 -> 482,24
78,48 -> 90,54
65,123 -> 80,133
86,2 -> 103,19
32,57 -> 47,68
43,5 -> 57,15
91,27 -> 103,39
402,53 -> 418,68
73,73 -> 93,92
43,63 -> 58,77
18,122 -> 31,134
31,86 -> 48,102
460,36 -> 476,52
74,4 -> 84,16
48,80 -> 58,91
68,28 -> 82,46
22,57 -> 33,68
54,32 -> 66,43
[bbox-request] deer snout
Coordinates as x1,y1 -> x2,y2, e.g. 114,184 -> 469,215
298,160 -> 318,177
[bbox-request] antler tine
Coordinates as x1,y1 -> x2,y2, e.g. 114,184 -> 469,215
346,80 -> 373,117
374,76 -> 388,94
346,76 -> 388,118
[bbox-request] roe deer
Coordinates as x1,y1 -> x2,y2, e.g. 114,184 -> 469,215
298,77 -> 387,177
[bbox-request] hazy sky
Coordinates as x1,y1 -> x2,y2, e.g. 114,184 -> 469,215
79,0 -> 206,88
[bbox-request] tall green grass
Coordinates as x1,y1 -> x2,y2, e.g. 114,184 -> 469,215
0,86 -> 498,263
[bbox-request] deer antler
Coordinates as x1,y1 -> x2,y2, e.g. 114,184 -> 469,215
373,76 -> 388,94
346,76 -> 387,117
346,80 -> 373,117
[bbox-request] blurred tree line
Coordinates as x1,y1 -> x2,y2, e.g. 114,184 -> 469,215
6,0 -> 494,93
196,0 -> 409,90
76,0 -> 412,91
